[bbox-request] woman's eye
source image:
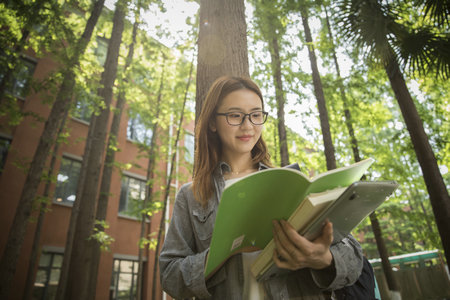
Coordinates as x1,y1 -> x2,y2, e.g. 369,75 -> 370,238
229,113 -> 242,119
251,112 -> 262,118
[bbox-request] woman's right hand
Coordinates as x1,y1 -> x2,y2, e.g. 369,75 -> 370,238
272,219 -> 334,271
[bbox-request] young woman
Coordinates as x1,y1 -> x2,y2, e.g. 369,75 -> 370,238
159,76 -> 363,299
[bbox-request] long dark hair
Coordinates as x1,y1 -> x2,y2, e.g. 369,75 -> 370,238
193,76 -> 272,206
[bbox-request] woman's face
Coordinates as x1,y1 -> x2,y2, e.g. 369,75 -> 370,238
210,89 -> 264,159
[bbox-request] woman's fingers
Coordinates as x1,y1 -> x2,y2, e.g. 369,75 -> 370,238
272,220 -> 334,270
272,221 -> 297,259
272,221 -> 301,270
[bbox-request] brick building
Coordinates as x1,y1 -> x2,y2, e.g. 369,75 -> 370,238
0,11 -> 195,300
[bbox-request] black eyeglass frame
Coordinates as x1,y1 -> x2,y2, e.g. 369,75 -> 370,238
215,111 -> 269,126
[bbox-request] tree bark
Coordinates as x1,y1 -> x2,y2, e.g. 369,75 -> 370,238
324,5 -> 400,291
268,35 -> 290,166
22,111 -> 68,300
323,7 -> 361,162
370,212 -> 400,291
195,0 -> 249,122
0,1 -> 104,298
253,1 -> 290,166
63,1 -> 126,299
85,5 -> 139,299
384,54 -> 450,270
152,59 -> 194,300
137,57 -> 165,300
55,110 -> 97,300
300,6 -> 336,170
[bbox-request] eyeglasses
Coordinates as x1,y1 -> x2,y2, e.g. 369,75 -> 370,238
216,111 -> 268,126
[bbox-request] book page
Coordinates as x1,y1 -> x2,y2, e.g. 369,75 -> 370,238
307,158 -> 374,194
310,158 -> 374,181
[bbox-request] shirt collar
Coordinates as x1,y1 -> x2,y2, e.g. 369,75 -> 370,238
216,161 -> 269,176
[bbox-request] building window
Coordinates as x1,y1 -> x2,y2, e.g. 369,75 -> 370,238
0,57 -> 36,99
0,137 -> 11,173
184,133 -> 194,164
54,156 -> 82,205
32,252 -> 63,300
95,37 -> 108,67
119,175 -> 146,217
127,115 -> 152,145
110,259 -> 139,300
72,96 -> 93,123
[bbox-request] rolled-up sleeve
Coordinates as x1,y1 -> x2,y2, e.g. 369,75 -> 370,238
310,234 -> 363,289
159,185 -> 212,299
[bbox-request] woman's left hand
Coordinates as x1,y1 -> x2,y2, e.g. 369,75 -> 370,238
272,219 -> 334,271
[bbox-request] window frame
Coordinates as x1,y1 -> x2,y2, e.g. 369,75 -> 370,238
71,90 -> 94,124
0,56 -> 37,100
110,257 -> 140,300
184,132 -> 195,164
126,114 -> 153,145
32,247 -> 64,300
95,36 -> 109,67
118,173 -> 147,219
53,154 -> 82,206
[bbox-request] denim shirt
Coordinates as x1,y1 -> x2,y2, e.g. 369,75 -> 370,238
159,162 -> 363,299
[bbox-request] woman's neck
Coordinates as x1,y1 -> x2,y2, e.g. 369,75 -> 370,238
221,153 -> 257,179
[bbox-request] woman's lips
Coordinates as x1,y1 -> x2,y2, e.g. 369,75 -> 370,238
237,135 -> 252,141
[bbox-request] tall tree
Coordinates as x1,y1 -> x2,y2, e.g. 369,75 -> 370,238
61,1 -> 127,299
56,97 -> 97,300
22,111 -> 69,300
369,212 -> 400,293
195,0 -> 249,121
336,0 -> 450,269
253,0 -> 290,166
323,6 -> 360,163
323,5 -> 400,293
136,56 -> 165,300
0,1 -> 105,298
296,3 -> 336,170
152,58 -> 194,300
85,4 -> 141,299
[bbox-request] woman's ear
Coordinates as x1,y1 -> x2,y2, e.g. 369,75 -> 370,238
209,119 -> 217,132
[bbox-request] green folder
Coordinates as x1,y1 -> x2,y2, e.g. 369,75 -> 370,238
204,158 -> 375,278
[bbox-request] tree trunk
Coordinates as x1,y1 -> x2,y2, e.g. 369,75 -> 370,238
63,2 -> 126,299
268,35 -> 290,166
384,54 -> 450,270
253,1 -> 289,167
407,188 -> 435,245
22,111 -> 68,300
324,5 -> 400,291
273,122 -> 279,163
417,198 -> 435,235
0,1 -> 104,298
300,6 -> 336,170
323,7 -> 361,163
370,212 -> 400,291
85,5 -> 139,299
152,59 -> 194,300
136,57 -> 165,300
55,112 -> 97,300
195,0 -> 249,122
